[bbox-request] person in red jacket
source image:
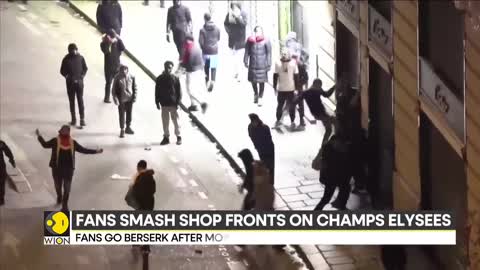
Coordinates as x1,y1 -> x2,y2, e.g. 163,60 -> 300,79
36,125 -> 103,211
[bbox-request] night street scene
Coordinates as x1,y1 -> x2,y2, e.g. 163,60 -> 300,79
1,0 -> 479,270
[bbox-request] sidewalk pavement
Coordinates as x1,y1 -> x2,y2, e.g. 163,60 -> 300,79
69,1 -> 383,269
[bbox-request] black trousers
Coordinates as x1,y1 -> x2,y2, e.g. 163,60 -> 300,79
276,91 -> 295,122
118,101 -> 133,129
251,82 -> 265,98
104,67 -> 118,101
295,89 -> 305,120
0,170 -> 6,202
204,58 -> 217,82
314,181 -> 351,211
173,30 -> 187,59
52,168 -> 74,209
67,80 -> 85,121
242,191 -> 255,211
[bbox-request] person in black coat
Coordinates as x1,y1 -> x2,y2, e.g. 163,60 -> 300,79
96,0 -> 122,35
0,140 -> 16,206
132,160 -> 156,211
100,28 -> 125,103
238,149 -> 255,211
244,26 -> 272,106
155,61 -> 182,146
166,0 -> 192,59
60,43 -> 88,128
248,113 -> 275,185
36,126 -> 103,211
292,79 -> 335,148
224,2 -> 247,81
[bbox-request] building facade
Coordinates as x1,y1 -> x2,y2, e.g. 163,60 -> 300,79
332,0 -> 480,269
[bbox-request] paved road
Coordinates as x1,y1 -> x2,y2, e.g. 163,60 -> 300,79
0,2 -> 308,270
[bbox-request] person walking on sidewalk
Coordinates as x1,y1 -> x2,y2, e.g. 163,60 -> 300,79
313,133 -> 351,211
244,26 -> 271,106
143,0 -> 165,8
36,126 -> 103,211
273,49 -> 299,129
96,0 -> 123,35
292,79 -> 335,148
181,36 -> 209,113
248,113 -> 275,185
166,0 -> 192,59
112,64 -> 137,138
224,2 -> 247,81
285,31 -> 309,127
0,140 -> 16,206
199,12 -> 220,92
238,149 -> 255,211
60,43 -> 88,128
155,61 -> 182,146
100,28 -> 125,103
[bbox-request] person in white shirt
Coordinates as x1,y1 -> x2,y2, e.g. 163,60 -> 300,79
273,49 -> 299,129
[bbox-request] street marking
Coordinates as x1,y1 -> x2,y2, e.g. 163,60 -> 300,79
111,174 -> 131,181
179,167 -> 188,175
188,179 -> 198,187
17,4 -> 27,11
176,178 -> 187,188
17,16 -> 41,36
208,204 -> 215,208
38,22 -> 49,30
169,156 -> 179,163
26,12 -> 38,20
198,191 -> 208,200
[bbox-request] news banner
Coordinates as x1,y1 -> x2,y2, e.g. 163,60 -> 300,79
44,211 -> 456,246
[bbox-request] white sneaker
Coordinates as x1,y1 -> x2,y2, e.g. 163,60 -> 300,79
258,98 -> 263,107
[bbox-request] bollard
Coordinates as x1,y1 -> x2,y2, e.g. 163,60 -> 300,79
141,245 -> 150,270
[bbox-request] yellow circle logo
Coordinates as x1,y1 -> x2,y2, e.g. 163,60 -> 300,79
45,212 -> 69,235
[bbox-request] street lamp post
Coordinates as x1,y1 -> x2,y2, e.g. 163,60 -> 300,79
142,245 -> 150,270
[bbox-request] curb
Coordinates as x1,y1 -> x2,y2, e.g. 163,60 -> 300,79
68,2 -> 314,269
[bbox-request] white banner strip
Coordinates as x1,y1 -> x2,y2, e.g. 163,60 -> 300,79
43,231 -> 456,245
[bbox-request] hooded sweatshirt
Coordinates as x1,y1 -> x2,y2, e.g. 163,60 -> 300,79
132,169 -> 156,210
274,55 -> 298,91
199,21 -> 220,55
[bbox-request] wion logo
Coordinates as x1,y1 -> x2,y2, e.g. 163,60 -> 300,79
44,211 -> 71,245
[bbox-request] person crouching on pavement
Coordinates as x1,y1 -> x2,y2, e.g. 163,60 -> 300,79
181,35 -> 209,113
155,61 -> 182,145
112,64 -> 137,138
273,48 -> 299,129
36,126 -> 103,211
100,28 -> 125,103
131,160 -> 156,211
238,149 -> 255,211
0,140 -> 16,206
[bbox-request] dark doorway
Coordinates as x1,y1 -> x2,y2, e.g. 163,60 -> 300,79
419,113 -> 468,270
335,20 -> 359,91
368,58 -> 394,209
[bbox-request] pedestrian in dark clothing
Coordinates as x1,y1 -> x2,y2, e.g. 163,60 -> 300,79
238,149 -> 255,211
285,31 -> 309,127
143,0 -> 164,7
155,61 -> 182,146
314,133 -> 352,211
96,0 -> 122,35
131,160 -> 156,211
224,2 -> 247,81
293,79 -> 336,148
335,76 -> 367,194
36,126 -> 103,211
381,245 -> 407,270
244,26 -> 272,106
0,140 -> 16,206
166,0 -> 192,59
113,64 -> 137,138
199,12 -> 220,92
248,114 -> 275,185
100,28 -> 125,103
60,43 -> 88,128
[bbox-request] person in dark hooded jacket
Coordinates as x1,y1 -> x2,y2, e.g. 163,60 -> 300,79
96,0 -> 122,35
248,113 -> 275,185
199,13 -> 220,92
166,0 -> 192,59
292,79 -> 335,148
224,2 -> 247,81
238,149 -> 255,211
100,28 -> 125,103
131,160 -> 156,210
244,26 -> 272,106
